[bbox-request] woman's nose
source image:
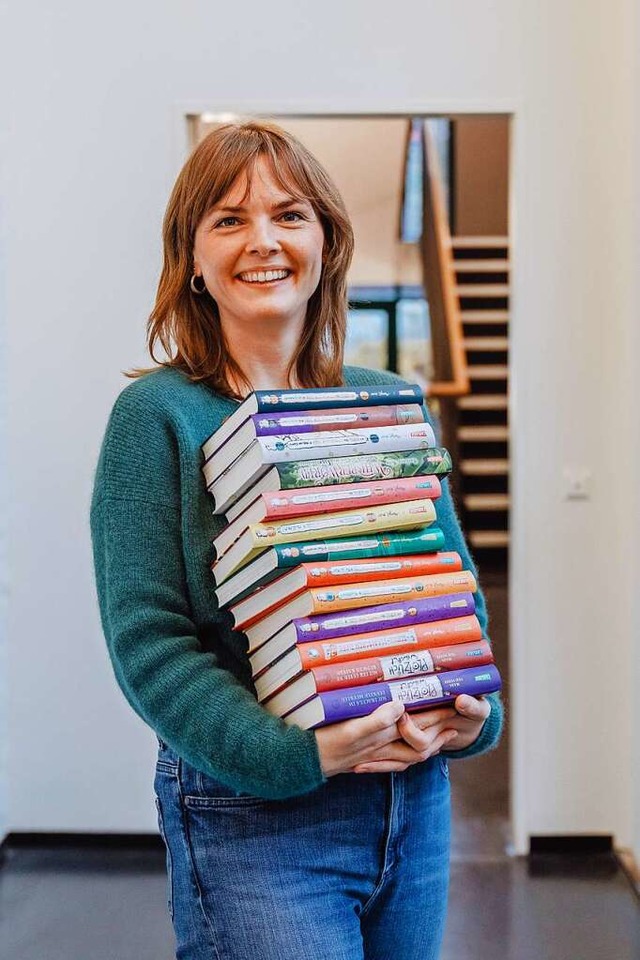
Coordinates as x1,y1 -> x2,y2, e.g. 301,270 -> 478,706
245,218 -> 281,256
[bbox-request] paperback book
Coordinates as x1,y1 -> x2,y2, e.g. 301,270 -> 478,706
224,448 -> 453,523
228,551 -> 462,628
251,614 -> 484,687
202,383 -> 426,463
263,639 -> 494,715
212,499 -> 438,585
208,423 -> 438,513
214,527 -> 448,608
279,664 -> 503,729
245,590 -> 477,655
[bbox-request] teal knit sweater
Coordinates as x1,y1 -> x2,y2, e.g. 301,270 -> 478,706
90,365 -> 503,799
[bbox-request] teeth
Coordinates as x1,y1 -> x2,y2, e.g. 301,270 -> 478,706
239,270 -> 289,283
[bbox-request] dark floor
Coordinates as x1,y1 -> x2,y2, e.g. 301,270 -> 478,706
1,569 -> 638,959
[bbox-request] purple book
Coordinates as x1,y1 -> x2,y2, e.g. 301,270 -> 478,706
251,403 -> 425,437
293,592 -> 476,644
282,664 -> 502,728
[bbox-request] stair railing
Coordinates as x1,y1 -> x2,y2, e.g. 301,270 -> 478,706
420,122 -> 469,398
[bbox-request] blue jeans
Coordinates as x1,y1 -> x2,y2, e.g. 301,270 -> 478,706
154,738 -> 451,960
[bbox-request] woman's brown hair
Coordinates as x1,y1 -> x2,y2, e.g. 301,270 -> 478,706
131,120 -> 355,397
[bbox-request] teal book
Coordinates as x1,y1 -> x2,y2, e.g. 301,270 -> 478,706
214,527 -> 447,608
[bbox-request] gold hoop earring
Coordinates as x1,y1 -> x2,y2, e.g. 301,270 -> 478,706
190,274 -> 206,295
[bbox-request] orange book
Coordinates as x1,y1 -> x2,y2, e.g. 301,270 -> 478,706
238,569 -> 477,637
230,551 -> 462,628
253,614 -> 483,696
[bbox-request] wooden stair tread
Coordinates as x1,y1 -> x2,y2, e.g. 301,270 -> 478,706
469,530 -> 510,548
468,365 -> 509,379
464,494 -> 510,510
457,284 -> 510,297
458,395 -> 508,410
463,337 -> 508,350
451,236 -> 509,248
452,259 -> 510,272
458,426 -> 509,441
460,459 -> 509,475
460,310 -> 509,323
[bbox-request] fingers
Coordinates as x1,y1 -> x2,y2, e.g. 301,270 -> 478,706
454,694 -> 490,722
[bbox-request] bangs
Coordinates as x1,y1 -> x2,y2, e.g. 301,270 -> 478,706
190,126 -> 327,233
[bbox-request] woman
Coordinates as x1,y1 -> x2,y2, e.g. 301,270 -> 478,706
91,120 -> 503,960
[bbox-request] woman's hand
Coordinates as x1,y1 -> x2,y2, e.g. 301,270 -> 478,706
404,695 -> 491,753
314,701 -> 459,777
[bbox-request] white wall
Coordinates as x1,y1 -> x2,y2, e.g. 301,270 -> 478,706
1,0 -> 637,854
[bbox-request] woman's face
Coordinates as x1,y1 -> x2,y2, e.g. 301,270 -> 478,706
193,156 -> 325,333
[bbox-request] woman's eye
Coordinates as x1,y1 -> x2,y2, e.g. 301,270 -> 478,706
215,216 -> 241,228
279,211 -> 305,222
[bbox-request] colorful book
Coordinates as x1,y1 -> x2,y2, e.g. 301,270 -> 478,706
212,403 -> 426,474
212,499 -> 438,585
213,475 -> 443,559
214,527 -> 448,608
207,423 -> 438,513
280,664 -> 502,728
225,448 -> 453,523
235,569 -> 476,636
245,590 -> 477,655
251,614 -> 483,685
229,551 -> 462,626
262,640 -> 494,714
202,383 -> 425,462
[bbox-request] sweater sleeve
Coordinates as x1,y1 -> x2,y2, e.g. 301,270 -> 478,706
90,388 -> 326,800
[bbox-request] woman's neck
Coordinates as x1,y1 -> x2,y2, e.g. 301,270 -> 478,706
220,315 -> 304,394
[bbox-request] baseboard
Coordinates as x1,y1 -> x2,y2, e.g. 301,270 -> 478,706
529,834 -> 613,857
0,832 -> 163,864
527,835 -> 618,878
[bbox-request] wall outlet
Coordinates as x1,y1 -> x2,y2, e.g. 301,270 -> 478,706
562,467 -> 592,500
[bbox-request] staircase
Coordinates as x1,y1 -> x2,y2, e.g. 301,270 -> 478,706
451,236 -> 510,557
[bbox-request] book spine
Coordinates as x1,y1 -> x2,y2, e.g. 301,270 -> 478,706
292,551 -> 462,587
306,665 -> 502,726
311,639 -> 493,692
306,570 -> 477,614
294,591 -> 476,642
252,403 -> 425,436
247,499 -> 437,548
296,615 -> 483,669
258,476 -> 442,519
273,448 -> 452,489
256,424 -> 437,464
268,527 -> 446,567
252,384 -> 424,411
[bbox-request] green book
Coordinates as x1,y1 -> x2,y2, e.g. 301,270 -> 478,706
224,448 -> 453,524
214,526 -> 446,609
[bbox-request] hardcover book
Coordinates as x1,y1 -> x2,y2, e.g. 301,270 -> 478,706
251,614 -> 483,686
213,475 -> 443,559
212,499 -> 438,585
262,639 -> 494,714
202,383 -> 426,463
245,590 -> 477,655
207,423 -> 438,513
280,664 -> 503,728
224,448 -> 453,523
234,568 -> 476,634
211,403 -> 426,474
214,527 -> 448,608
228,551 -> 462,626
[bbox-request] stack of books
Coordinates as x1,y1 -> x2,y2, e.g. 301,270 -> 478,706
202,384 -> 502,729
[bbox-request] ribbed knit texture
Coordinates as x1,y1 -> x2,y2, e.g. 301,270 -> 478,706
90,365 -> 504,799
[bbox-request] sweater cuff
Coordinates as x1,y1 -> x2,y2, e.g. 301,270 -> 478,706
440,693 -> 504,761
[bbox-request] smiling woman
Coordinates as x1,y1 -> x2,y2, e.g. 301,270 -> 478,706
141,120 -> 354,398
92,119 -> 502,960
